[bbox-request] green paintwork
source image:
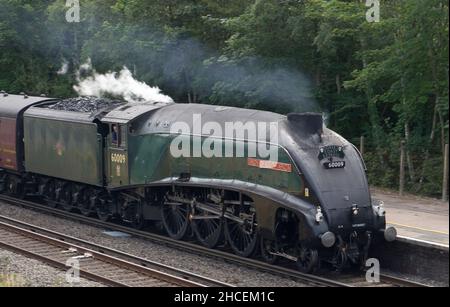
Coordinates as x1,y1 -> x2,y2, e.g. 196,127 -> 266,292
106,124 -> 130,188
23,117 -> 103,186
108,147 -> 130,187
125,133 -> 304,194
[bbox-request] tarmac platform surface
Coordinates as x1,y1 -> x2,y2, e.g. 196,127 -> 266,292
371,187 -> 449,246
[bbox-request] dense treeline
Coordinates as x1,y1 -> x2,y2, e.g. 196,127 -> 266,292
0,0 -> 448,197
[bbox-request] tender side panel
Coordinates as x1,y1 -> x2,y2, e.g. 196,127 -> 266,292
0,117 -> 18,170
24,116 -> 103,186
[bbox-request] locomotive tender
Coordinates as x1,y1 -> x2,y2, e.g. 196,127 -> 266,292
0,93 -> 396,272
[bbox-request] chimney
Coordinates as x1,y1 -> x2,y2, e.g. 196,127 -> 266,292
287,113 -> 324,136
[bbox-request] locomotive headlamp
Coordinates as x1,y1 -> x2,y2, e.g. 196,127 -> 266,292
315,207 -> 324,223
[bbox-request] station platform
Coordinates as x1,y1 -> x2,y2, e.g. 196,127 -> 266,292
371,188 -> 449,246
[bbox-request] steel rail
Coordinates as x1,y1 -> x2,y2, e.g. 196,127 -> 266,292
379,274 -> 431,288
0,218 -> 221,287
0,213 -> 233,287
0,194 -> 429,287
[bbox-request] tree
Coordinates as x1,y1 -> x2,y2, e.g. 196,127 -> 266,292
0,0 -> 447,195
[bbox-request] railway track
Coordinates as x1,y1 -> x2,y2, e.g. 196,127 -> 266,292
0,215 -> 231,287
0,194 -> 429,287
323,272 -> 430,287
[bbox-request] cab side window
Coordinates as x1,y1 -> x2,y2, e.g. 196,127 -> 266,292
111,124 -> 120,146
120,125 -> 127,147
111,124 -> 127,148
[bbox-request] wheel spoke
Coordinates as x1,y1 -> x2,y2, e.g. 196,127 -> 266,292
296,246 -> 319,273
192,206 -> 223,249
225,204 -> 258,258
162,201 -> 189,240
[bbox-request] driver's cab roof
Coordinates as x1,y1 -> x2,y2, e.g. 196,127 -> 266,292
101,101 -> 173,124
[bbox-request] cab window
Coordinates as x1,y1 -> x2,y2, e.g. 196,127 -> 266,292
111,124 -> 121,147
120,125 -> 127,147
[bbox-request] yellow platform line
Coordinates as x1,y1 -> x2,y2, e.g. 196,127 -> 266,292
388,222 -> 449,235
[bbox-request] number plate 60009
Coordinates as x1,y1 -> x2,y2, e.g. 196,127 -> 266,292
324,161 -> 345,169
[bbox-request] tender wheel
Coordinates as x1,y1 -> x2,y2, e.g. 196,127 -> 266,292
131,213 -> 146,230
0,174 -> 6,193
117,194 -> 146,229
191,209 -> 223,248
44,180 -> 58,208
5,175 -> 24,198
129,201 -> 146,230
224,205 -> 258,258
60,185 -> 73,212
161,199 -> 190,240
4,176 -> 14,195
296,246 -> 319,273
96,198 -> 112,222
260,238 -> 279,265
77,189 -> 93,217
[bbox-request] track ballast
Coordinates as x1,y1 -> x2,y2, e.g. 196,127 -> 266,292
0,194 -> 429,287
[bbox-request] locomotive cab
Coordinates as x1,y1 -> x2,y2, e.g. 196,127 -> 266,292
106,122 -> 130,187
101,102 -> 171,189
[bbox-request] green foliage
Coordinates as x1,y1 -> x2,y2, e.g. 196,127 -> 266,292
0,0 -> 448,197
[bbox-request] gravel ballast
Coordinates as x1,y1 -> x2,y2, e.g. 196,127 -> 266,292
1,201 -> 441,287
0,201 -> 309,287
0,248 -> 104,287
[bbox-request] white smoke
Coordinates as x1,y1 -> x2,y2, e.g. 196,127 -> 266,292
57,59 -> 69,75
73,59 -> 174,104
79,58 -> 93,72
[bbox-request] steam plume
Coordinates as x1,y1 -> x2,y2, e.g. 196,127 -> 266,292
57,59 -> 69,75
74,59 -> 174,104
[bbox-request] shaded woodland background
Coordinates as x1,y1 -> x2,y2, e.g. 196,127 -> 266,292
0,0 -> 448,197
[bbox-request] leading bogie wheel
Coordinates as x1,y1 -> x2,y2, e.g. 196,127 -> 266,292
296,245 -> 319,273
333,247 -> 348,272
